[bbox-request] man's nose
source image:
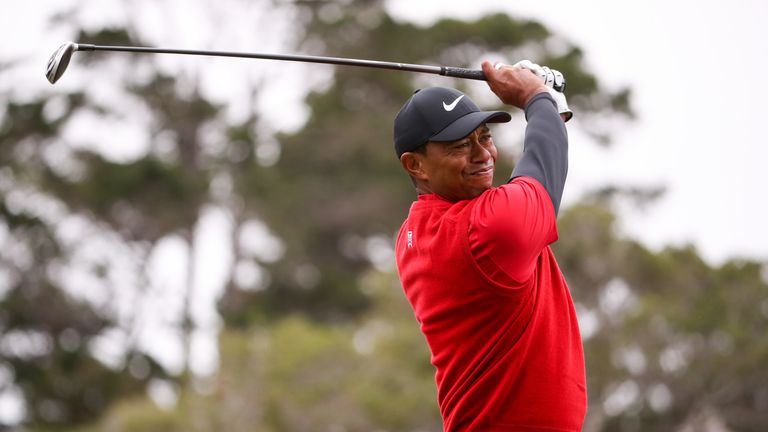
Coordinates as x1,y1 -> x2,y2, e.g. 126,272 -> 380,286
470,139 -> 491,162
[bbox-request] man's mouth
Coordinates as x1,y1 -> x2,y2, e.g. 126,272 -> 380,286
470,166 -> 494,176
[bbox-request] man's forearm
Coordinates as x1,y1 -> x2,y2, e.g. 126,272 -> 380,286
510,92 -> 568,215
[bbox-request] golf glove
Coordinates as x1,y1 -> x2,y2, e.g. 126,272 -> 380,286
512,60 -> 573,122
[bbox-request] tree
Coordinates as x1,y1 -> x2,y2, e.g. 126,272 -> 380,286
1,16 -> 223,430
0,79 -> 164,428
554,199 -> 768,431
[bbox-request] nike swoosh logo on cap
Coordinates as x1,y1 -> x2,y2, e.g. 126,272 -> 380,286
442,95 -> 464,111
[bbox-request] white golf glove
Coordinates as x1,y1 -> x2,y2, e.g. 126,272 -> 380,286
511,60 -> 573,122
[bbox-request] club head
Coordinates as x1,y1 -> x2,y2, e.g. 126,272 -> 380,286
46,42 -> 78,84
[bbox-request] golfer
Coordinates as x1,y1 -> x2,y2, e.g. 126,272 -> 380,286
394,60 -> 586,431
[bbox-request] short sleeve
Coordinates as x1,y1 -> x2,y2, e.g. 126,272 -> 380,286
468,177 -> 558,285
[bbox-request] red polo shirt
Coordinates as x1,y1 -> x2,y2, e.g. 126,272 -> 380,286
395,176 -> 586,431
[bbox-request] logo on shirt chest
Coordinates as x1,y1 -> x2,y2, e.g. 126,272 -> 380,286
407,230 -> 413,248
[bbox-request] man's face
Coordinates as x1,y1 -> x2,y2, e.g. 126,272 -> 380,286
415,125 -> 497,202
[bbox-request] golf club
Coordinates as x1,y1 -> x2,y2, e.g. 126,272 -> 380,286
46,42 -> 488,85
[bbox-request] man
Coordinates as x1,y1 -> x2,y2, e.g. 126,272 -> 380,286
393,60 -> 586,431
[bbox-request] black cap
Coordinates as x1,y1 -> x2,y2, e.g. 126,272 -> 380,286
393,87 -> 511,158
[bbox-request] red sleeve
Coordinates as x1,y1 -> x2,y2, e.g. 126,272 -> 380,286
468,176 -> 558,286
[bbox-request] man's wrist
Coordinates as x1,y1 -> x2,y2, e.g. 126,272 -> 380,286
524,91 -> 556,114
521,87 -> 550,109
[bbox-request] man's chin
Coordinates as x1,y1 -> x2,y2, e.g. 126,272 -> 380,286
465,183 -> 493,200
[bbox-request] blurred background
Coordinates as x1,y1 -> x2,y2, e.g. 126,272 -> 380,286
1,0 -> 767,431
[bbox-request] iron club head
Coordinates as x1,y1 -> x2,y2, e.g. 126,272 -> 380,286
46,42 -> 78,84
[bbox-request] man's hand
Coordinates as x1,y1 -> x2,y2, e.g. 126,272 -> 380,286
512,60 -> 573,122
483,60 -> 573,122
481,61 -> 549,109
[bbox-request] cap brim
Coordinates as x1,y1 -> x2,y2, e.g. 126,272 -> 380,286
430,111 -> 511,142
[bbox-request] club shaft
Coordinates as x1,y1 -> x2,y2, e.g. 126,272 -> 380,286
75,44 -> 486,81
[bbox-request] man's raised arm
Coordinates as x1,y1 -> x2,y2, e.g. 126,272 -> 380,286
481,61 -> 569,215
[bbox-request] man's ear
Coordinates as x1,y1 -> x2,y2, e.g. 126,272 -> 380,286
400,152 -> 428,181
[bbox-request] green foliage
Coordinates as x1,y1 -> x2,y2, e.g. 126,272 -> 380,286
49,398 -> 183,432
0,82 -> 157,427
1,21 -> 218,429
73,278 -> 440,431
553,203 -> 768,430
221,281 -> 440,431
52,154 -> 208,240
